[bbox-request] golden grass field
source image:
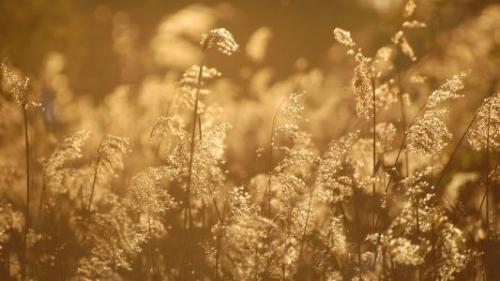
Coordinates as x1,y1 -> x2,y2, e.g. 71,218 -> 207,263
0,0 -> 499,280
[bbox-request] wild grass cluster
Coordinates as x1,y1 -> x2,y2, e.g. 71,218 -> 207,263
0,0 -> 499,280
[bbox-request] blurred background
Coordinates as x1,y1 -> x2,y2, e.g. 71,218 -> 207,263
0,0 -> 495,99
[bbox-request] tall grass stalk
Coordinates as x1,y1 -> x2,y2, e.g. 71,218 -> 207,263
37,173 -> 46,228
212,197 -> 224,281
296,189 -> 314,274
21,104 -> 30,279
484,98 -> 492,281
396,51 -> 422,281
485,99 -> 492,231
371,77 -> 377,233
186,62 -> 205,230
87,152 -> 102,214
372,104 -> 425,265
434,113 -> 478,189
265,98 -> 286,218
396,52 -> 410,180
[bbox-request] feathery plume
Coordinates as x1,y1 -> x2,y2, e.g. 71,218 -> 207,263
468,93 -> 499,151
200,28 -> 239,55
392,31 -> 417,62
316,133 -> 358,204
404,0 -> 417,18
407,109 -> 452,155
97,135 -> 130,177
333,28 -> 356,47
426,72 -> 467,109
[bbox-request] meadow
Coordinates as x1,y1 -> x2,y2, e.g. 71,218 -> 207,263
0,0 -> 499,280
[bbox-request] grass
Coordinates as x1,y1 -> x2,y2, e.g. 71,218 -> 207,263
0,2 -> 499,281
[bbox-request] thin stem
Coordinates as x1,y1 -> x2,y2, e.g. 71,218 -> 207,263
87,152 -> 102,214
372,108 -> 420,264
352,178 -> 363,281
297,189 -> 314,272
212,198 -> 225,281
372,84 -> 432,267
381,246 -> 387,281
79,185 -> 85,211
373,107 -> 477,266
253,247 -> 259,281
371,77 -> 377,233
434,113 -> 478,188
265,98 -> 286,218
201,199 -> 206,229
479,159 -> 499,218
381,102 -> 427,200
396,53 -> 421,280
357,211 -> 363,281
396,53 -> 410,179
282,210 -> 292,280
212,198 -> 223,222
21,105 -> 30,280
145,181 -> 159,280
214,231 -> 222,281
147,209 -> 157,279
180,61 -> 206,280
186,62 -> 205,229
484,100 -> 492,239
372,78 -> 377,196
37,173 -> 47,228
198,115 -> 203,141
431,221 -> 437,280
